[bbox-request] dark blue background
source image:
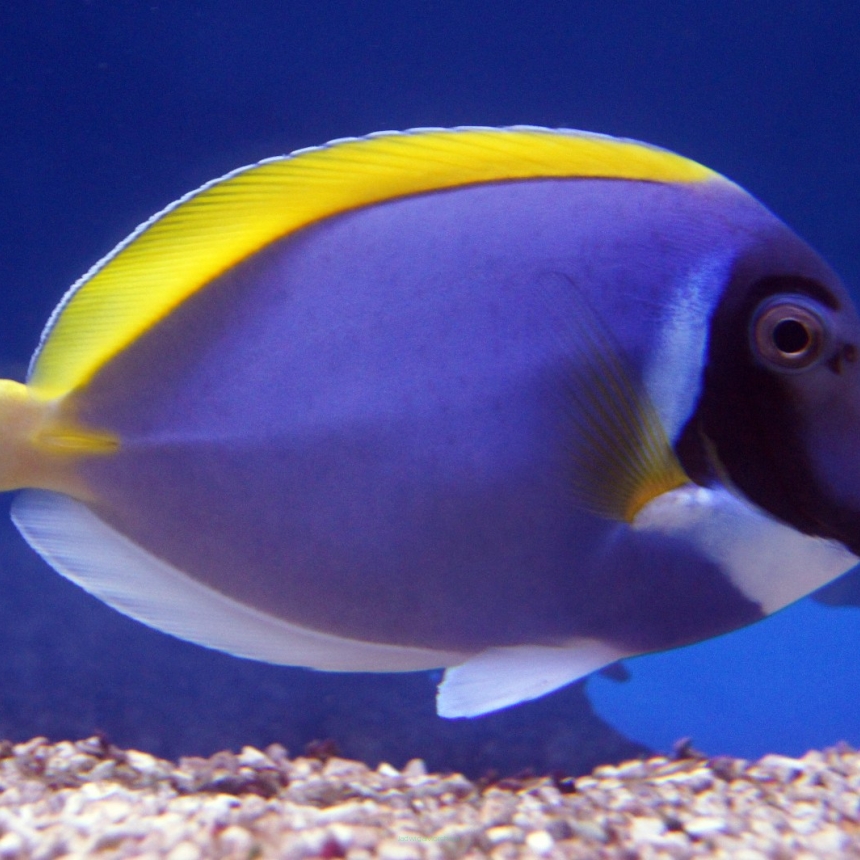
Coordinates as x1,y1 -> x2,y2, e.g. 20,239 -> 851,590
0,1 -> 858,775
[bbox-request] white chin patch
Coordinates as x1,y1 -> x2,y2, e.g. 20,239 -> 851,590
633,483 -> 859,614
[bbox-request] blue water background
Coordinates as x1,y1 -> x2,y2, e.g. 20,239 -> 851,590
0,1 -> 859,775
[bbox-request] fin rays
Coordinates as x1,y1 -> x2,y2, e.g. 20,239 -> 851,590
547,274 -> 689,522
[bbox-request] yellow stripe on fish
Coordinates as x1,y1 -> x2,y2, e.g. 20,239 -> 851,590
29,127 -> 718,400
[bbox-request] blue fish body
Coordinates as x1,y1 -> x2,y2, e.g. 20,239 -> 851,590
2,128 -> 857,716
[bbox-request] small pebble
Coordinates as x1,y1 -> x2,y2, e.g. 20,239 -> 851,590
167,842 -> 202,860
218,825 -> 253,855
402,758 -> 428,779
237,746 -> 271,768
628,816 -> 666,841
376,838 -> 422,860
524,829 -> 554,853
485,825 -> 522,845
684,815 -> 726,837
0,832 -> 24,858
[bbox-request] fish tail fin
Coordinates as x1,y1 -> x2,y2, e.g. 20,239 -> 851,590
0,380 -> 117,498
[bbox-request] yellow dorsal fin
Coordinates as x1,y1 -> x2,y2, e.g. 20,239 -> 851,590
29,127 -> 718,399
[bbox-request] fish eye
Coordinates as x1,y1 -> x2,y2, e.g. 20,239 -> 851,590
750,295 -> 828,372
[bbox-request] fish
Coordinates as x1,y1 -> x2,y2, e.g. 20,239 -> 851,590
2,126 -> 858,719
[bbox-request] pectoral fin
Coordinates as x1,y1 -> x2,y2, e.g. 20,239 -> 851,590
545,274 -> 689,522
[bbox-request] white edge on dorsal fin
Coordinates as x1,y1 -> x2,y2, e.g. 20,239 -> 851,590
436,640 -> 630,718
633,483 -> 859,614
11,490 -> 469,673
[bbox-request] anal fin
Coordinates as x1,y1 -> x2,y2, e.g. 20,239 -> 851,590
436,639 -> 630,718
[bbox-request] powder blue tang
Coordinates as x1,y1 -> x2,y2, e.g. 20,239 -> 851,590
1,127 -> 858,717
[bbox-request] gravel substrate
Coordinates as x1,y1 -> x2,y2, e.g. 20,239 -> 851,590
0,737 -> 858,858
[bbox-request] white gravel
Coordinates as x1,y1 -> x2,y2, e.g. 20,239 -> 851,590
0,736 -> 858,858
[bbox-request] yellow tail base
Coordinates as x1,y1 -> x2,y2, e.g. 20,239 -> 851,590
0,380 -> 118,499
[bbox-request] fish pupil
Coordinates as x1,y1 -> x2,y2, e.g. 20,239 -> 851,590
773,318 -> 811,355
